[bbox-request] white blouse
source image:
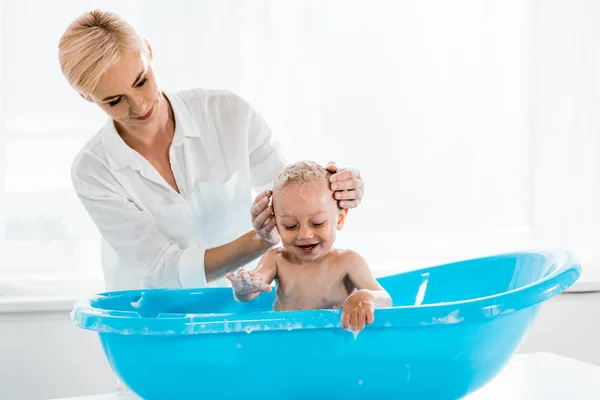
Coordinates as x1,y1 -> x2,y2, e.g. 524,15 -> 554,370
71,89 -> 287,291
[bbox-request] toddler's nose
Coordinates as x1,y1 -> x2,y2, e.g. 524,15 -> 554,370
297,226 -> 314,240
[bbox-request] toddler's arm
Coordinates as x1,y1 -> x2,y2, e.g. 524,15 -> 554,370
342,251 -> 392,330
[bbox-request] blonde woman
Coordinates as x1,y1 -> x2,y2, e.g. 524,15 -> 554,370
58,10 -> 365,291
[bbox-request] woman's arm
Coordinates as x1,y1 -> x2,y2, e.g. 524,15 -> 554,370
204,231 -> 273,283
73,163 -> 273,288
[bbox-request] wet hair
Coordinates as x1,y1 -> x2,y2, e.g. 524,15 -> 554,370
273,161 -> 332,193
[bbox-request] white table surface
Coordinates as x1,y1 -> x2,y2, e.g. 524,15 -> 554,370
52,352 -> 600,399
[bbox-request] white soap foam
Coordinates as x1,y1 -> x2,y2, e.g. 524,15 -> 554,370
433,309 -> 463,324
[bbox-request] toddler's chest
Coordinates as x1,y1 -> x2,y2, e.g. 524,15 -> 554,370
275,264 -> 351,309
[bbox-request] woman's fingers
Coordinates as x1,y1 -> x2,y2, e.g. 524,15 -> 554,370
251,190 -> 280,244
252,189 -> 272,206
330,175 -> 360,191
262,216 -> 277,232
328,167 -> 364,209
251,200 -> 270,227
339,199 -> 360,209
251,190 -> 272,218
333,189 -> 360,201
254,206 -> 273,230
329,168 -> 360,183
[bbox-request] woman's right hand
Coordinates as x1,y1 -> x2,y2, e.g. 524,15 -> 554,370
226,268 -> 272,296
251,189 -> 280,245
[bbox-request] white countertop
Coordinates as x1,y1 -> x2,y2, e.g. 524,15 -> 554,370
52,352 -> 600,399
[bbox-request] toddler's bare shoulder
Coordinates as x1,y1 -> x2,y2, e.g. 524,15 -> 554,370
332,249 -> 369,270
266,247 -> 290,264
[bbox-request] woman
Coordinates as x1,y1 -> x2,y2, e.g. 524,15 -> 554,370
58,9 -> 364,291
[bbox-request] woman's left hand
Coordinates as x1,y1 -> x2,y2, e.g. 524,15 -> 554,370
326,161 -> 364,209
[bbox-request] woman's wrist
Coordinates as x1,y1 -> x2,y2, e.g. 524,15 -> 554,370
204,230 -> 273,283
253,231 -> 278,248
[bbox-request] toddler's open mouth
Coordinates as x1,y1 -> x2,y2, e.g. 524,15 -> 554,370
296,243 -> 319,254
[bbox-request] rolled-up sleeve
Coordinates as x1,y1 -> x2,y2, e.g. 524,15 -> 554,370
72,163 -> 207,289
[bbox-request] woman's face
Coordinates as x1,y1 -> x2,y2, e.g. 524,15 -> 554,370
89,51 -> 162,129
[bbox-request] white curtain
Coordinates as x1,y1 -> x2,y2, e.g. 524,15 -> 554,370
1,0 -> 597,293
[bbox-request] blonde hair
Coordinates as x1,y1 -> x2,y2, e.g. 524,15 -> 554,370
58,10 -> 146,95
273,161 -> 332,192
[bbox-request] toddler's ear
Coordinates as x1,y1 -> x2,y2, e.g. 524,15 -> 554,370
337,208 -> 349,230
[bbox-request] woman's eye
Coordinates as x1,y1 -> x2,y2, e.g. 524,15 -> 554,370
108,97 -> 122,107
284,225 -> 297,230
136,77 -> 148,88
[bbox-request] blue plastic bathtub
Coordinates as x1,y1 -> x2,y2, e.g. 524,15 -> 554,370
72,250 -> 580,399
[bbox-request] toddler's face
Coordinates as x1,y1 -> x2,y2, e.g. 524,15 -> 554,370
273,178 -> 346,262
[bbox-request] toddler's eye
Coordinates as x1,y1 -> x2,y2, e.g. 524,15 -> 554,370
284,225 -> 298,230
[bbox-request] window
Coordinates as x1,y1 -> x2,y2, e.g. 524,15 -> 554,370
240,1 -> 536,273
1,0 -> 597,296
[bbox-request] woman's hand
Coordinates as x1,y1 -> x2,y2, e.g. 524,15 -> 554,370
341,290 -> 376,331
251,190 -> 280,245
326,161 -> 364,209
226,268 -> 272,296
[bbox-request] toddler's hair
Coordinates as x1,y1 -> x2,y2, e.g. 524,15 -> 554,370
273,161 -> 333,192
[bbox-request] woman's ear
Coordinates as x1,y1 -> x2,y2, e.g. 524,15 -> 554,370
337,208 -> 349,230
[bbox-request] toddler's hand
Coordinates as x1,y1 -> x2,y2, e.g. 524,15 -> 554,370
226,268 -> 272,296
341,290 -> 376,331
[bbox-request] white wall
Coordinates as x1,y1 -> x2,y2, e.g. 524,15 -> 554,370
1,292 -> 598,400
530,0 -> 600,270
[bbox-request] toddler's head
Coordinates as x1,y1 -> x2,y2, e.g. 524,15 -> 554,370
272,161 -> 347,262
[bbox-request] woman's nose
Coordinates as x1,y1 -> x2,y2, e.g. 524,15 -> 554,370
130,98 -> 146,116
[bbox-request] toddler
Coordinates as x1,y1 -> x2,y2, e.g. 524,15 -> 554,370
227,161 -> 392,331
